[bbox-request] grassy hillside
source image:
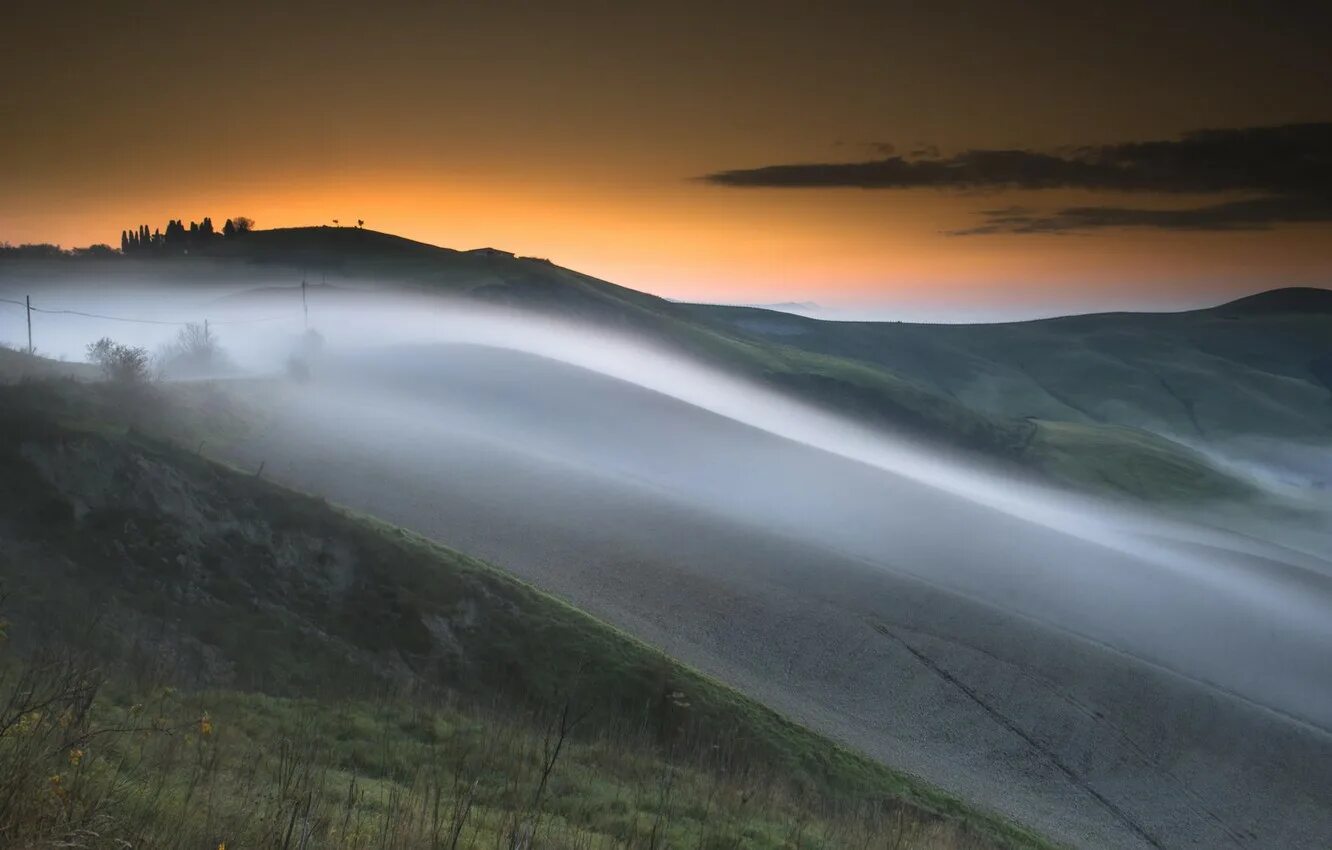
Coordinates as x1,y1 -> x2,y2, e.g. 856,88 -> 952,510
2,226 -> 1260,502
0,375 -> 1048,850
683,289 -> 1332,444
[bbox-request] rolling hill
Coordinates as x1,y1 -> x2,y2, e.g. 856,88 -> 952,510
0,373 -> 1042,850
3,226 -> 1289,502
683,288 -> 1332,485
684,289 -> 1332,440
5,338 -> 1331,850
4,232 -> 1332,849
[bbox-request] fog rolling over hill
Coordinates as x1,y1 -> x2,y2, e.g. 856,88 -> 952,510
8,225 -> 1328,503
205,303 -> 1332,850
3,234 -> 1332,849
8,0 -> 1332,846
687,288 -> 1332,490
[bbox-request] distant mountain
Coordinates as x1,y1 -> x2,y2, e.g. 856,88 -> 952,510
1213,286 -> 1332,315
746,300 -> 822,313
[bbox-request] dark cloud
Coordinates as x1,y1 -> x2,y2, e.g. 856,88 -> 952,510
701,123 -> 1332,233
948,195 -> 1332,235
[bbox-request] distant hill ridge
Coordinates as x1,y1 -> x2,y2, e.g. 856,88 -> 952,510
235,227 -> 1328,316
1213,286 -> 1332,314
209,225 -> 463,262
5,223 -> 1324,320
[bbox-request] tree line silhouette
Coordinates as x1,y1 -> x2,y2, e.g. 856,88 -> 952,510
120,216 -> 254,254
0,243 -> 117,259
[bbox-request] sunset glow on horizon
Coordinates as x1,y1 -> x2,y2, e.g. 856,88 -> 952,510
4,1 -> 1329,317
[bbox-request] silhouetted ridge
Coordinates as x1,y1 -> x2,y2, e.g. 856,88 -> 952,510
1213,287 -> 1332,314
222,226 -> 459,262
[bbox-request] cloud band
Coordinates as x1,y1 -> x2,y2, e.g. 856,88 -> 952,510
701,123 -> 1332,233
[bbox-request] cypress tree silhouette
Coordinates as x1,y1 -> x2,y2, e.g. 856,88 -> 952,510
165,219 -> 186,247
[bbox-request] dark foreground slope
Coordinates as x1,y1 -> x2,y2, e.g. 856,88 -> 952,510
0,376 -> 1039,850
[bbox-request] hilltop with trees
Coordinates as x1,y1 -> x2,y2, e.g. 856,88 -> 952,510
0,217 -> 258,259
119,215 -> 254,255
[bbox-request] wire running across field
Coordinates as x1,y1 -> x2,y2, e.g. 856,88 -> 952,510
0,295 -> 299,326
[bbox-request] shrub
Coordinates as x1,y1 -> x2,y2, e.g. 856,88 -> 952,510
86,337 -> 151,385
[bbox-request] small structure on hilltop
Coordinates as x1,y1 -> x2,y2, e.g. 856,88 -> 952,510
466,247 -> 515,259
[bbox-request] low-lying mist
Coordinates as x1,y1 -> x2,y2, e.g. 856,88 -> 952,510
5,280 -> 1332,730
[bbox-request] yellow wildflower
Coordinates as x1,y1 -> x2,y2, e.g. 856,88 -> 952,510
198,713 -> 213,737
68,747 -> 84,766
12,711 -> 42,735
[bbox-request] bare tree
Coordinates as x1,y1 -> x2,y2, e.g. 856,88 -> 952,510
157,322 -> 225,377
173,322 -> 217,365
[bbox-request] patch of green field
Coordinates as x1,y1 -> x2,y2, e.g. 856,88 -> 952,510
683,295 -> 1332,445
1023,420 -> 1253,502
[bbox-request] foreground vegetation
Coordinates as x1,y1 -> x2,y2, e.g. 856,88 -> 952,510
0,372 -> 1050,850
0,645 -> 987,850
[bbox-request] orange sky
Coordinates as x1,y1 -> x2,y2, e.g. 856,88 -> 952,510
3,1 -> 1329,315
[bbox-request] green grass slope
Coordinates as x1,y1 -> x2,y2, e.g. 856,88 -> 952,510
683,289 -> 1332,444
0,376 -> 1048,850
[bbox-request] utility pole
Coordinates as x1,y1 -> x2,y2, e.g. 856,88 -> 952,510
25,295 -> 32,355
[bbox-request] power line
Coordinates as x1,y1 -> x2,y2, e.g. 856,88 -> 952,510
2,298 -> 300,326
28,306 -> 189,325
